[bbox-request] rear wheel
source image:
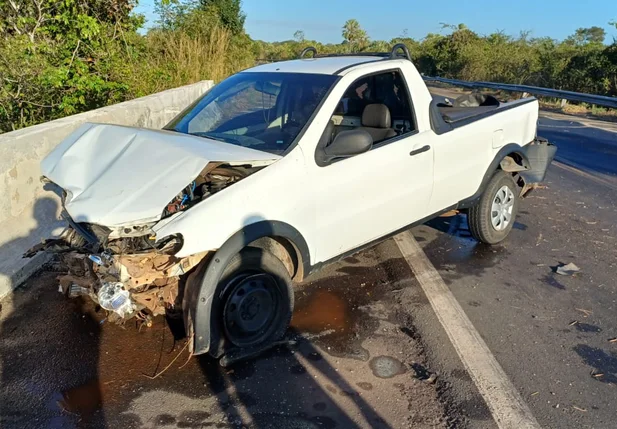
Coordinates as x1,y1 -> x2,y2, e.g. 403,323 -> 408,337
218,247 -> 293,349
468,170 -> 519,244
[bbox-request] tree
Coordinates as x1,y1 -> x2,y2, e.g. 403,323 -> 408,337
0,0 -> 140,42
155,0 -> 196,30
0,0 -> 143,132
199,0 -> 245,34
293,30 -> 305,43
342,19 -> 368,52
567,27 -> 606,45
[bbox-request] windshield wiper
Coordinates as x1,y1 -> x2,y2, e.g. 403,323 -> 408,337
189,132 -> 228,142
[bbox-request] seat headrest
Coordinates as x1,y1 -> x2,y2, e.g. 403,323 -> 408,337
362,104 -> 391,128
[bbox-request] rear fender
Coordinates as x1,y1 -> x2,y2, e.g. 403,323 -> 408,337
458,138 -> 556,207
458,143 -> 531,209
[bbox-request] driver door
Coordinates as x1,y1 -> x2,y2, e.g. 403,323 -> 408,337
310,70 -> 434,263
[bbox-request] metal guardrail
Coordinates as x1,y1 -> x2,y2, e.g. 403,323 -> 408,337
423,76 -> 617,109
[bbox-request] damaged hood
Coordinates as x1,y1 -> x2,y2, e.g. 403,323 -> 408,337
42,123 -> 280,226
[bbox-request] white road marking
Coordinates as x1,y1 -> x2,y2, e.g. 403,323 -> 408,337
394,231 -> 541,429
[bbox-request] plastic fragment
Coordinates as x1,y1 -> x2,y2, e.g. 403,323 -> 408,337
556,262 -> 580,276
97,282 -> 135,318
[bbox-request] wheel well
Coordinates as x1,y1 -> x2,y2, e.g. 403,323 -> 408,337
499,153 -> 529,173
248,236 -> 305,282
498,152 -> 531,191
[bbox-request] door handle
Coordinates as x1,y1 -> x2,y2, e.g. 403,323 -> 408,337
409,145 -> 431,156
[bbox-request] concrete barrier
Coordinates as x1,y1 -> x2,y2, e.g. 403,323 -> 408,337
0,80 -> 214,300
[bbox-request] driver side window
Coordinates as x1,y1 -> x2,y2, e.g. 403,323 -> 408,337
325,70 -> 416,147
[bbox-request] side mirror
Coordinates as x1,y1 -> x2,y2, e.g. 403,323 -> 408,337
323,129 -> 373,162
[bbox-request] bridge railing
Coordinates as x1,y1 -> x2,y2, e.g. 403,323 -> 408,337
0,80 -> 214,300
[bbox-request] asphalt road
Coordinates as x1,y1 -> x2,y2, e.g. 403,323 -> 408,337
409,113 -> 617,428
0,243 -> 455,429
538,112 -> 617,184
0,105 -> 615,428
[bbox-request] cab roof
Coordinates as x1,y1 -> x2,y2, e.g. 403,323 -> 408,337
244,56 -> 388,76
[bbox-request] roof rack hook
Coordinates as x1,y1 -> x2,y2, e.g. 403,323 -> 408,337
300,46 -> 317,59
390,43 -> 411,61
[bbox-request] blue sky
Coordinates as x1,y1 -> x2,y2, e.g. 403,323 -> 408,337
136,0 -> 617,43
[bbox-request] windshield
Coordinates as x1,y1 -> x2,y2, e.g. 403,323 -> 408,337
166,72 -> 337,155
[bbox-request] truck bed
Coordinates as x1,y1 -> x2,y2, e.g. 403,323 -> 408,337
438,105 -> 500,124
430,94 -> 537,133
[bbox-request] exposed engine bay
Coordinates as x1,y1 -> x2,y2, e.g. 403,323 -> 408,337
162,163 -> 259,218
25,162 -> 264,323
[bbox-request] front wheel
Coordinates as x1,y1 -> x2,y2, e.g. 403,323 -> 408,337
218,247 -> 294,350
468,170 -> 519,244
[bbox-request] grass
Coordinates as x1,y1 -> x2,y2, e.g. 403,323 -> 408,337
539,99 -> 617,123
146,24 -> 232,88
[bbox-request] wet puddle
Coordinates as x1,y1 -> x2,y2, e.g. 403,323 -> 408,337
417,214 -> 508,281
58,379 -> 102,419
369,356 -> 406,379
291,248 -> 412,360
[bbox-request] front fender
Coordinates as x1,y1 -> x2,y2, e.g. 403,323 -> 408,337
183,220 -> 310,356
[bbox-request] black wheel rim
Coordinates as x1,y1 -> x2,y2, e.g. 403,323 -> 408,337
222,272 -> 282,347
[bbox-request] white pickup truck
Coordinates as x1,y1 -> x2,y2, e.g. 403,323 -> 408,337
29,44 -> 556,362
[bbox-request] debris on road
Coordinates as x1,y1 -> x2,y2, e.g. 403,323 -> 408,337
426,373 -> 438,384
608,338 -> 617,343
576,308 -> 593,317
556,262 -> 580,276
569,321 -> 578,326
142,341 -> 190,380
572,405 -> 588,412
440,210 -> 459,217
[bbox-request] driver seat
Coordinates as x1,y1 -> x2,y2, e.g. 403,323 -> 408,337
358,104 -> 397,143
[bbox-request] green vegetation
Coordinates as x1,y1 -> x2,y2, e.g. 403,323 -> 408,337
1,1 -> 616,133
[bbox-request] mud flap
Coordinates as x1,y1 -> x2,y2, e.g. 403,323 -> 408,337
519,137 -> 557,184
518,138 -> 557,197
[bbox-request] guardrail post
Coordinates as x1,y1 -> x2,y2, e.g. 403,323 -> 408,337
560,99 -> 568,109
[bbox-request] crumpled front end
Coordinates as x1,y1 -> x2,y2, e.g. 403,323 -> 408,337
28,222 -> 210,322
28,122 -> 280,322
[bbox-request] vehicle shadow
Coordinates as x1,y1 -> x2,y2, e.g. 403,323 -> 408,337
195,332 -> 392,428
0,197 -> 105,428
193,215 -> 392,428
